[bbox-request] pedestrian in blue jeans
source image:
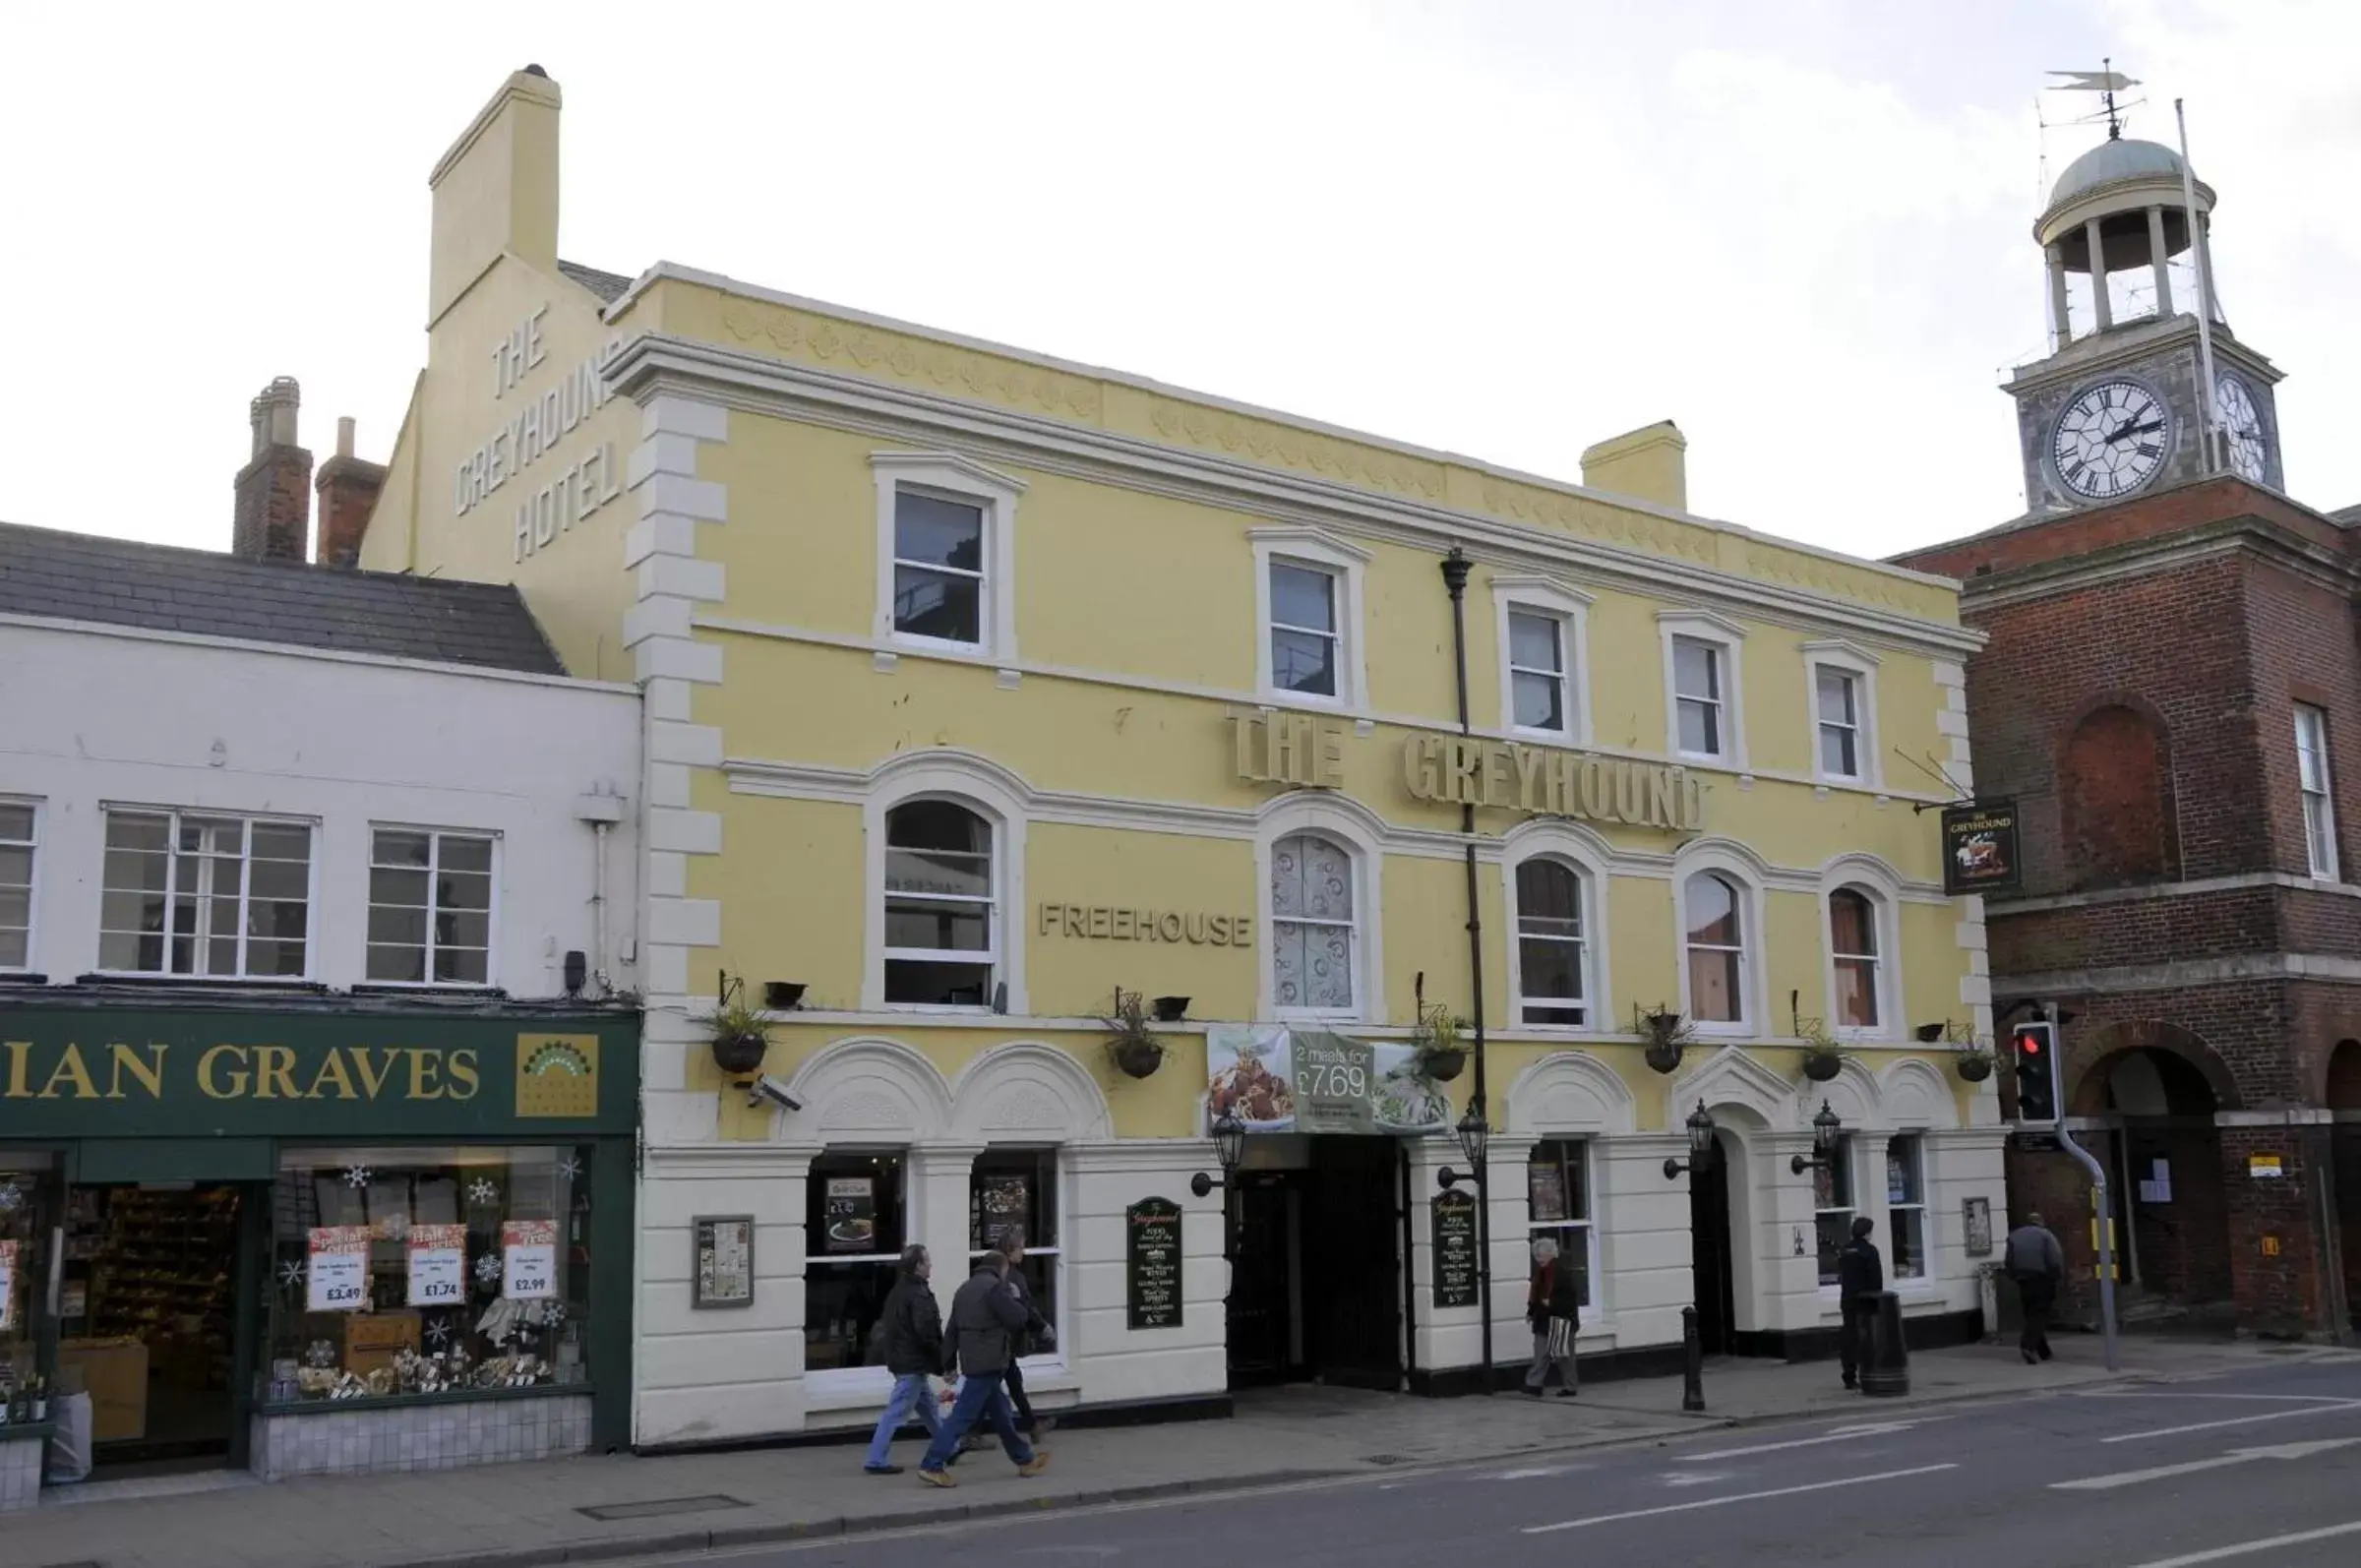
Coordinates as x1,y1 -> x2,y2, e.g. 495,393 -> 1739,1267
917,1250 -> 1049,1487
861,1244 -> 945,1475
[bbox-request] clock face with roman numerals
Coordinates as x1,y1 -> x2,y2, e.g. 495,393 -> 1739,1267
2215,373 -> 2269,483
2052,380 -> 2170,501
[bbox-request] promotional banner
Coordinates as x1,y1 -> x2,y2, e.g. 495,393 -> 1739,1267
405,1224 -> 468,1308
307,1225 -> 372,1312
1206,1024 -> 1449,1135
500,1220 -> 558,1299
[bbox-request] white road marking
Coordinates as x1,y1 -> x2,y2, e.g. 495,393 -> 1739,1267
2080,1391 -> 2358,1405
2100,1400 -> 2361,1443
1484,1465 -> 1579,1480
1521,1463 -> 1958,1533
2050,1436 -> 2361,1491
1676,1419 -> 1937,1461
1663,1472 -> 1733,1487
2120,1518 -> 2361,1568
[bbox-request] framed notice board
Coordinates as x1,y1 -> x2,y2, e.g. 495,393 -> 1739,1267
1430,1188 -> 1480,1309
693,1215 -> 755,1309
1125,1197 -> 1183,1331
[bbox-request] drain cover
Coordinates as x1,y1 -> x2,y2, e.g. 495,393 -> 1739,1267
579,1494 -> 750,1522
1363,1454 -> 1410,1466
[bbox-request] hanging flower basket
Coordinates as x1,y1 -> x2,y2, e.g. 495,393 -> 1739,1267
1956,1051 -> 1996,1083
1801,1047 -> 1845,1083
1102,989 -> 1166,1080
711,1033 -> 768,1077
1410,1002 -> 1469,1083
1637,1006 -> 1695,1076
708,978 -> 771,1080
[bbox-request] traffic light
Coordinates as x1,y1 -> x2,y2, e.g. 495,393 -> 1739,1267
2012,1021 -> 2060,1123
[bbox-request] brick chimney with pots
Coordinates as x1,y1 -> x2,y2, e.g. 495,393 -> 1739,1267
232,377 -> 313,562
314,416 -> 388,568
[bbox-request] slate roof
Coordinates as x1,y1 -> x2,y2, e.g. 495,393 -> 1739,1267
558,260 -> 634,304
0,521 -> 568,676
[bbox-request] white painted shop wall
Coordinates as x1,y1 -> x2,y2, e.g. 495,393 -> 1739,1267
0,619 -> 640,993
1406,1047 -> 2008,1372
633,1035 -> 1227,1447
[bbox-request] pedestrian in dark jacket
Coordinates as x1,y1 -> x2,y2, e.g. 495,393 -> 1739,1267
916,1252 -> 1049,1487
969,1234 -> 1056,1445
1836,1216 -> 1883,1391
862,1245 -> 945,1474
2006,1212 -> 2066,1364
1522,1236 -> 1580,1396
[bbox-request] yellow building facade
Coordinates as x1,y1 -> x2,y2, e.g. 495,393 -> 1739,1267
366,70 -> 2005,1445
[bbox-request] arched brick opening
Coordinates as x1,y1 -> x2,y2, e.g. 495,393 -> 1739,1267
2066,1020 -> 2235,1321
2058,700 -> 2180,889
2330,1040 -> 2361,1331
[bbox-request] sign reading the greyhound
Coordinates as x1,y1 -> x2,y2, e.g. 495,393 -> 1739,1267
1941,800 -> 2021,896
1206,1025 -> 1448,1135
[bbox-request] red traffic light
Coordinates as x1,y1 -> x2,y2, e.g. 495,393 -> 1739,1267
2013,1027 -> 2044,1055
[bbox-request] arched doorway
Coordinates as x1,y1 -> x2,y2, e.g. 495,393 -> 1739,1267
2328,1040 -> 2361,1332
1689,1128 -> 1740,1356
2076,1027 -> 2237,1328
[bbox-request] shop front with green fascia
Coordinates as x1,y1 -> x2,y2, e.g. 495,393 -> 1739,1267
0,1003 -> 636,1491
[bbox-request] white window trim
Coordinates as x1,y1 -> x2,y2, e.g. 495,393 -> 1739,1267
1256,798 -> 1384,1024
1525,1137 -> 1603,1327
364,824 -> 502,991
1491,574 -> 1594,746
862,760 -> 1029,1014
1884,1133 -> 1929,1284
93,805 -> 319,983
1817,856 -> 1906,1045
1250,527 -> 1370,710
1814,1133 -> 1860,1297
1659,611 -> 1748,770
1803,640 -> 1881,789
2296,703 -> 2339,882
871,452 -> 1026,664
968,1145 -> 1070,1375
1502,826 -> 1612,1034
1670,842 -> 1768,1037
0,796 -> 38,974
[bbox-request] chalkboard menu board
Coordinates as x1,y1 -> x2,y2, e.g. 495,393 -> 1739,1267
822,1176 -> 878,1254
1431,1188 -> 1479,1309
1125,1197 -> 1183,1330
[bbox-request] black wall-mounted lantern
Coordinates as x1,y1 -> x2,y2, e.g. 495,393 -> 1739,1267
1438,1098 -> 1491,1189
1663,1101 -> 1720,1180
1789,1100 -> 1845,1176
1189,1113 -> 1245,1199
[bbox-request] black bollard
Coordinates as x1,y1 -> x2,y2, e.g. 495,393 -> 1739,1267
1681,1305 -> 1706,1412
1860,1290 -> 1910,1397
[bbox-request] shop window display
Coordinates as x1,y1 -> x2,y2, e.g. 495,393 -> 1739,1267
0,1161 -> 57,1424
804,1152 -> 907,1372
969,1147 -> 1059,1340
265,1146 -> 591,1404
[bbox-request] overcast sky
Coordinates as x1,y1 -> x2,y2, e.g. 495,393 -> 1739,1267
4,0 -> 2355,564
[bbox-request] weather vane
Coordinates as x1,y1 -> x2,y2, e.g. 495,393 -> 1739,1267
2047,59 -> 2142,140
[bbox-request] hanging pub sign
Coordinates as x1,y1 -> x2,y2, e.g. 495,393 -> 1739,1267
1941,800 -> 2021,896
1206,1025 -> 1449,1135
1125,1197 -> 1183,1331
1430,1188 -> 1480,1309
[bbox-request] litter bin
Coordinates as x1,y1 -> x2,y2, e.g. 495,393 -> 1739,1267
1861,1291 -> 1910,1397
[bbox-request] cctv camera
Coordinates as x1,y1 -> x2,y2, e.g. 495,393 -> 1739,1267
747,1074 -> 803,1114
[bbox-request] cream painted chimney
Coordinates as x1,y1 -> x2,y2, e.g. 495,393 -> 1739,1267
427,65 -> 563,326
1579,420 -> 1688,513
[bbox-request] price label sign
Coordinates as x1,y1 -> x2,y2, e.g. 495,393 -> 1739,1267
502,1219 -> 558,1300
307,1225 -> 372,1312
406,1224 -> 468,1307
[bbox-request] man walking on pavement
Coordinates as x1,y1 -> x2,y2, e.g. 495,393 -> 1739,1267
969,1233 -> 1056,1449
1837,1215 -> 1883,1392
861,1245 -> 944,1476
2006,1210 -> 2066,1364
1523,1236 -> 1580,1397
917,1249 -> 1049,1488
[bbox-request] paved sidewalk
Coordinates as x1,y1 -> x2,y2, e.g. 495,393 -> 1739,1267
2,1337 -> 2334,1568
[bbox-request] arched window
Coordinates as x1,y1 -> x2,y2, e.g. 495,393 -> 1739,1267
1271,833 -> 1357,1015
1515,859 -> 1588,1026
1829,887 -> 1882,1030
882,800 -> 997,1006
2061,703 -> 2177,887
1684,872 -> 1746,1024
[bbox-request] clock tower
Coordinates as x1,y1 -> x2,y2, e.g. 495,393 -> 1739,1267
2008,126 -> 2284,513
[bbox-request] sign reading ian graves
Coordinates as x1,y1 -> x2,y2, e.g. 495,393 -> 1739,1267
1430,1188 -> 1479,1309
0,1008 -> 636,1138
1126,1198 -> 1183,1331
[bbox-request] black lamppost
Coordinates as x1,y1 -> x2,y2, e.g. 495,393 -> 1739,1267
1436,1099 -> 1491,1190
1662,1100 -> 1719,1414
1790,1100 -> 1844,1176
1662,1101 -> 1720,1181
